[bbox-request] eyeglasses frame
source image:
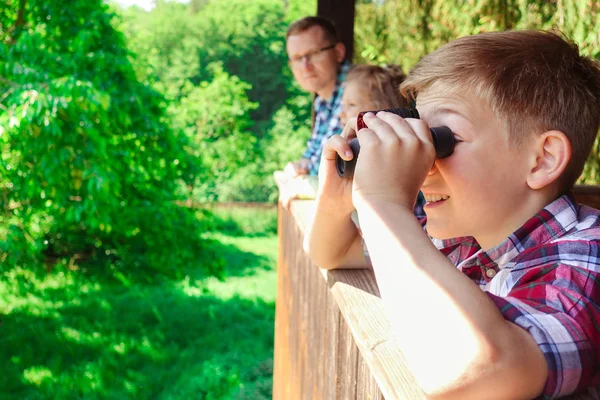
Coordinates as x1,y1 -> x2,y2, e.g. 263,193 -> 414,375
288,43 -> 337,68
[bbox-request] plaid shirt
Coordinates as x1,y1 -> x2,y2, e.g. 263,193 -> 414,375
302,61 -> 351,175
429,194 -> 600,399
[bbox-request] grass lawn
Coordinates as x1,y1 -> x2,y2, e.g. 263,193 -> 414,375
0,206 -> 279,400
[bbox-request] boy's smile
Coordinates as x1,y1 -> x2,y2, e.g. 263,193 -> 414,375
416,86 -> 539,249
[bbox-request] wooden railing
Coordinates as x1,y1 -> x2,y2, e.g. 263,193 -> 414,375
272,185 -> 600,400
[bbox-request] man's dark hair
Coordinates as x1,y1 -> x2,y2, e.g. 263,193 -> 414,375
286,16 -> 339,43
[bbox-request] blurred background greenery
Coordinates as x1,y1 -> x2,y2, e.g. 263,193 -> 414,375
2,0 -> 600,398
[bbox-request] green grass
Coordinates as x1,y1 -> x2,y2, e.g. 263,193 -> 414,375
0,207 -> 279,399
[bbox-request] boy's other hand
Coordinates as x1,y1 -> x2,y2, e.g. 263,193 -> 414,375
316,118 -> 357,214
352,111 -> 436,210
284,159 -> 309,177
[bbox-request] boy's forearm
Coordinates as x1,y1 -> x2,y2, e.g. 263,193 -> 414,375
305,200 -> 367,269
356,201 -> 547,399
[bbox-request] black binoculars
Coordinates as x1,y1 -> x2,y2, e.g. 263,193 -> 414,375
335,108 -> 456,178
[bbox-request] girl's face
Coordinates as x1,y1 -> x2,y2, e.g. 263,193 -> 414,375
340,81 -> 375,126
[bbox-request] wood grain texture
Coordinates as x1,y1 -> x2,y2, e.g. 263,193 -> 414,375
573,185 -> 600,210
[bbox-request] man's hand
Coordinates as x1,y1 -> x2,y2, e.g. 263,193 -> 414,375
352,111 -> 436,210
278,184 -> 299,210
284,158 -> 310,177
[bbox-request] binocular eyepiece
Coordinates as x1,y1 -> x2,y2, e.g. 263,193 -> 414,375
335,108 -> 456,178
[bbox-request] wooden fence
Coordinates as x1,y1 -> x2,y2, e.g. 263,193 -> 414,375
272,185 -> 600,400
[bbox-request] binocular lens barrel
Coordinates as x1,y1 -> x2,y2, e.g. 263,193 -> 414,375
335,108 -> 456,178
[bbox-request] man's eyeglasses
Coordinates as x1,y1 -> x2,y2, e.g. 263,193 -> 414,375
288,44 -> 336,68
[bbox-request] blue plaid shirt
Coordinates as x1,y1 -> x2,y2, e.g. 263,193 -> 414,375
302,61 -> 351,175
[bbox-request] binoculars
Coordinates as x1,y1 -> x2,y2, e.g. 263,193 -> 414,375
335,108 -> 456,178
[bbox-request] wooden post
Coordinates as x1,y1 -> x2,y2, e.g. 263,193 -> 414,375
317,0 -> 356,61
272,201 -> 387,399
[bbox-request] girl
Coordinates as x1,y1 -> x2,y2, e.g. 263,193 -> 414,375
339,64 -> 409,127
339,64 -> 425,221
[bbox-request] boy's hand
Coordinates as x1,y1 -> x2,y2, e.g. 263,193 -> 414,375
352,111 -> 436,210
284,159 -> 309,177
316,118 -> 358,215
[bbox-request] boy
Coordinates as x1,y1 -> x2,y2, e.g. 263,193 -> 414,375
306,30 -> 600,399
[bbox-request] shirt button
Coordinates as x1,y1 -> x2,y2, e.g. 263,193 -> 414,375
486,269 -> 497,278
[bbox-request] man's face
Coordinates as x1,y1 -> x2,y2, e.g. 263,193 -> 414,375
417,86 -> 537,249
286,26 -> 344,95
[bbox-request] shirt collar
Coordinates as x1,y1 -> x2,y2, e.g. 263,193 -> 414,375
465,194 -> 579,270
314,60 -> 351,108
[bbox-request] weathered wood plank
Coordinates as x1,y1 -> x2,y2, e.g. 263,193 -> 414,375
317,0 -> 356,61
326,269 -> 425,399
274,200 -> 389,399
573,184 -> 600,210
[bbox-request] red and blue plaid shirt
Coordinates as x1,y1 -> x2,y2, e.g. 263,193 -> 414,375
429,194 -> 600,399
362,194 -> 600,398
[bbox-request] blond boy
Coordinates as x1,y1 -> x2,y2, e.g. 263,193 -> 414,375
306,31 -> 600,399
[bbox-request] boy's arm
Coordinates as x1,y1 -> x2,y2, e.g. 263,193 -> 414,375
357,202 -> 547,400
304,201 -> 367,269
353,112 -> 547,399
305,119 -> 369,270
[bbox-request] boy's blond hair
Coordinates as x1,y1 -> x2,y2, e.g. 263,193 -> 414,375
400,30 -> 600,189
347,64 -> 410,110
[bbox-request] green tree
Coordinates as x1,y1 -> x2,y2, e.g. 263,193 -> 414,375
354,0 -> 600,183
118,0 -> 316,203
171,63 -> 259,202
0,0 -> 220,278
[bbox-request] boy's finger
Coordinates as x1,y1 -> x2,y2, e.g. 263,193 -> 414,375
355,127 -> 379,148
362,112 -> 401,143
322,135 -> 354,161
374,111 -> 419,142
340,117 -> 359,141
403,118 -> 434,145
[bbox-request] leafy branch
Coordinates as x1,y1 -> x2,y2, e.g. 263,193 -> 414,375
4,0 -> 28,45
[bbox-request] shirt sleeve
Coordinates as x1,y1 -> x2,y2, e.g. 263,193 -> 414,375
301,130 -> 320,160
486,262 -> 600,399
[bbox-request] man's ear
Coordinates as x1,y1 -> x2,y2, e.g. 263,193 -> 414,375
334,42 -> 346,63
527,130 -> 571,190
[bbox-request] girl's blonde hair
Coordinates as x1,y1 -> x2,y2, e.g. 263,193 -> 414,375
346,64 -> 410,110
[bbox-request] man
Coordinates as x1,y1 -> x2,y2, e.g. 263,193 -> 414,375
277,16 -> 350,207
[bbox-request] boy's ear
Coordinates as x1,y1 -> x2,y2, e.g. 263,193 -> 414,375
526,130 -> 571,190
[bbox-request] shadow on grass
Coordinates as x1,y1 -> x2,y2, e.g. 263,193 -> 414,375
203,207 -> 278,238
1,205 -> 279,399
0,244 -> 274,399
202,237 -> 275,280
0,271 -> 275,400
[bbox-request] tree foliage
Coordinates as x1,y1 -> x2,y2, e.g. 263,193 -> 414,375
0,0 -> 221,277
119,0 -> 315,203
354,0 -> 600,183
